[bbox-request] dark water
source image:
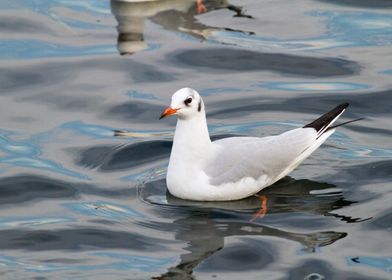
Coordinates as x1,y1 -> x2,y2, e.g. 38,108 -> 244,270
1,0 -> 391,279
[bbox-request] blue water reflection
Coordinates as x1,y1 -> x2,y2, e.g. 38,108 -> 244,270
0,253 -> 173,273
0,40 -> 116,60
1,0 -> 391,279
17,0 -> 110,16
63,201 -> 145,219
62,121 -> 118,139
62,121 -> 170,140
348,256 -> 392,273
0,216 -> 74,228
382,69 -> 392,75
200,87 -> 248,96
127,90 -> 160,100
0,130 -> 88,179
93,252 -> 174,272
259,82 -> 369,92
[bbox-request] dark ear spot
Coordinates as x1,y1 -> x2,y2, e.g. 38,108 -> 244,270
198,101 -> 202,112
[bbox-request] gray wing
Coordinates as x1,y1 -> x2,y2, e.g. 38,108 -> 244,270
205,128 -> 317,186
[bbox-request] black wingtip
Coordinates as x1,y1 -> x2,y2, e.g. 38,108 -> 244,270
304,102 -> 350,135
338,102 -> 349,110
329,102 -> 349,114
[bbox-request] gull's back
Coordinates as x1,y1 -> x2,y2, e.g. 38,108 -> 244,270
206,127 -> 319,187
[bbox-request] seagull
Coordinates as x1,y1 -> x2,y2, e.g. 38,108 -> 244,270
159,87 -> 361,201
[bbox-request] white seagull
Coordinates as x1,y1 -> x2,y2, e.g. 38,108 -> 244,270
160,88 -> 360,201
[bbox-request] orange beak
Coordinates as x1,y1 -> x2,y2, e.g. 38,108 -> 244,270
159,107 -> 178,119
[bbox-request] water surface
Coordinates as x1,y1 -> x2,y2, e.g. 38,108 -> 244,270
0,0 -> 391,279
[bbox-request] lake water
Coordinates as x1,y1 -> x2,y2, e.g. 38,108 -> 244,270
0,0 -> 391,279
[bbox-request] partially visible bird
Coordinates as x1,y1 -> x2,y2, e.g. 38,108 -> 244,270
160,88 -> 361,201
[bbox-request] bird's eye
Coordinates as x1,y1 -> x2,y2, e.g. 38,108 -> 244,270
184,97 -> 193,106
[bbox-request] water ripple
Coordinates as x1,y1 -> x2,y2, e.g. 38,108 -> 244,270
206,11 -> 392,51
75,140 -> 172,171
0,227 -> 167,251
259,82 -> 369,92
63,201 -> 145,219
0,40 -> 116,60
348,256 -> 392,274
171,48 -> 359,77
0,252 -> 174,274
0,217 -> 74,229
0,131 -> 88,179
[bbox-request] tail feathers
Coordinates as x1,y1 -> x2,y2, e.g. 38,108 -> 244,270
303,103 -> 349,138
328,118 -> 364,130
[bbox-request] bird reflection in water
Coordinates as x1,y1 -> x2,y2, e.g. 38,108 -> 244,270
110,0 -> 253,55
142,177 -> 369,280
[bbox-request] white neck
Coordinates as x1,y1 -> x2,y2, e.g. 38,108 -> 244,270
170,111 -> 213,166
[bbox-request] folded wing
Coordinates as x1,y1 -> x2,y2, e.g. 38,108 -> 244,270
206,127 -> 318,186
205,103 -> 352,188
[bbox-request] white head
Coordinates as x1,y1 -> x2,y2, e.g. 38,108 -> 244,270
160,88 -> 204,120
